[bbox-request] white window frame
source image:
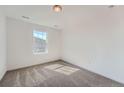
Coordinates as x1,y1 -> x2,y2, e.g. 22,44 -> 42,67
32,30 -> 48,55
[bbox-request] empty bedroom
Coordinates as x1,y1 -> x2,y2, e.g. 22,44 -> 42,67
0,5 -> 124,87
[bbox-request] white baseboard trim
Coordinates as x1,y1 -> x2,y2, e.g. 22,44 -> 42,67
7,59 -> 61,71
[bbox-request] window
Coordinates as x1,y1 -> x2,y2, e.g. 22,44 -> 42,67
33,30 -> 48,54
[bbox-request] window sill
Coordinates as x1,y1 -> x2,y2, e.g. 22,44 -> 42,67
33,51 -> 48,55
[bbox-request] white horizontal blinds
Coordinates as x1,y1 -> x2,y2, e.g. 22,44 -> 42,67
33,30 -> 47,54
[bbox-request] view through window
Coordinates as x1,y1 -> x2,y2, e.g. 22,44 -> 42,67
33,30 -> 48,54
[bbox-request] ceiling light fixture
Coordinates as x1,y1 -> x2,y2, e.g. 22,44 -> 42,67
53,5 -> 62,12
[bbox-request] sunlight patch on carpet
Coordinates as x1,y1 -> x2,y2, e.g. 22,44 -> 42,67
44,64 -> 64,70
54,66 -> 80,75
44,64 -> 80,75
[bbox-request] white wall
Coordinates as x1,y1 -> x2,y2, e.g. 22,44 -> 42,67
7,18 -> 61,70
62,6 -> 124,84
0,12 -> 7,80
